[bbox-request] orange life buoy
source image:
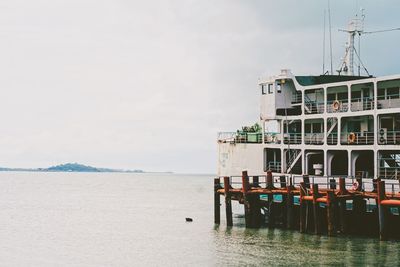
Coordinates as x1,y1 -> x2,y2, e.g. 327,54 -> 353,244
332,100 -> 340,111
351,181 -> 359,191
348,132 -> 356,144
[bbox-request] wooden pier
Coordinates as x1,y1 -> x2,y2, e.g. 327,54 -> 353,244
214,170 -> 400,240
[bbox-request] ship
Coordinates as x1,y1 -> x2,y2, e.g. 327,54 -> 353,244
217,15 -> 400,181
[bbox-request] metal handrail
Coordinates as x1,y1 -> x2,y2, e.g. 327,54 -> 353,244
340,131 -> 374,145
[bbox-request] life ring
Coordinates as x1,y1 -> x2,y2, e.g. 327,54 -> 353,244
332,100 -> 340,111
348,132 -> 356,144
351,181 -> 359,191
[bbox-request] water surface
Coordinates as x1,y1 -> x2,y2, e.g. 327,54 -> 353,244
0,172 -> 398,266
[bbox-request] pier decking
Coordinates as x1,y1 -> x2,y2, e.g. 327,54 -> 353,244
214,171 -> 400,240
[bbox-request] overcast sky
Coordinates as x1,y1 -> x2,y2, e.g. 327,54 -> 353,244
0,0 -> 398,173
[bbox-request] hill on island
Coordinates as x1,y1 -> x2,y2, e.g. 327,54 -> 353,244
0,163 -> 144,173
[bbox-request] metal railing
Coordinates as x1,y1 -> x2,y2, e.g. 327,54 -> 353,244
217,175 -> 400,193
378,130 -> 400,145
304,102 -> 324,114
377,93 -> 400,109
327,100 -> 349,113
283,133 -> 302,144
327,132 -> 338,145
379,167 -> 400,180
340,131 -> 374,145
291,92 -> 302,104
350,97 -> 374,111
304,133 -> 324,145
217,132 -> 262,144
264,132 -> 281,144
267,162 -> 281,173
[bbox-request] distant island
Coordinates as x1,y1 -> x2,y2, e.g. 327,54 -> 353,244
0,163 -> 145,173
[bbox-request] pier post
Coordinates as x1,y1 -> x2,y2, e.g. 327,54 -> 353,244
303,175 -> 310,189
214,178 -> 221,224
299,182 -> 307,233
252,176 -> 259,187
312,183 -> 321,234
326,190 -> 336,236
266,170 -> 275,190
352,196 -> 366,234
279,175 -> 287,188
223,177 -> 233,227
338,178 -> 348,233
242,171 -> 252,228
286,185 -> 294,229
377,180 -> 387,240
329,178 -> 336,189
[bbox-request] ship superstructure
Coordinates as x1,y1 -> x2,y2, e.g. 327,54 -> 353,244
217,17 -> 400,180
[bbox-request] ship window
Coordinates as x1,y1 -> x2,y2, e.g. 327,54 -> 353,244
312,123 -> 322,133
305,124 -> 311,133
377,89 -> 385,100
327,94 -> 336,101
337,92 -> 348,101
268,84 -> 273,94
261,84 -> 266,95
276,83 -> 281,93
387,87 -> 399,99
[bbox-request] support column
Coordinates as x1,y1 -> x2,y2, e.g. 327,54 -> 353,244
312,183 -> 321,234
377,180 -> 387,240
242,171 -> 251,228
214,178 -> 221,224
286,185 -> 294,229
223,177 -> 233,227
326,190 -> 337,236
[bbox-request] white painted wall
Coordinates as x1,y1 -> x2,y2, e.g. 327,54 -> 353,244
217,143 -> 264,176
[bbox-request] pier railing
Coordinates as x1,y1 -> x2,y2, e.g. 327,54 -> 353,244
216,174 -> 400,194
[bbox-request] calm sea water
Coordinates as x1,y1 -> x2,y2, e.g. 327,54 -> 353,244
0,172 -> 399,266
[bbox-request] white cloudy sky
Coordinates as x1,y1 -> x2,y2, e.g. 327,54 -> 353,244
0,0 -> 398,173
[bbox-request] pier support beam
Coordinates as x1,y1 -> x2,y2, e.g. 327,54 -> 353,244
224,177 -> 233,227
214,178 -> 221,224
377,180 -> 387,240
241,171 -> 261,228
286,185 -> 294,229
312,184 -> 321,235
299,182 -> 307,233
326,190 -> 337,236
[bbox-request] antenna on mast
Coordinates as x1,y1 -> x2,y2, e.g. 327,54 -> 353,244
322,10 -> 326,74
338,9 -> 400,76
328,0 -> 333,75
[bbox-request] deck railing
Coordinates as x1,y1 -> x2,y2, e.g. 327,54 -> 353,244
217,132 -> 262,144
377,93 -> 400,109
283,133 -> 302,144
304,133 -> 324,145
350,97 -> 374,111
304,102 -> 325,114
340,131 -> 374,145
327,100 -> 349,113
327,132 -> 338,145
264,132 -> 281,144
378,130 -> 400,145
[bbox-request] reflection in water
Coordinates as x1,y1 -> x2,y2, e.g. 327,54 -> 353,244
213,227 -> 400,266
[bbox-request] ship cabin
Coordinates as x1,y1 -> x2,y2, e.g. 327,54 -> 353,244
217,69 -> 400,180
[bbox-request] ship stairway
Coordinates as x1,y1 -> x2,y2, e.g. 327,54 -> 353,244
380,152 -> 400,179
327,118 -> 338,136
286,149 -> 302,174
304,94 -> 315,114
